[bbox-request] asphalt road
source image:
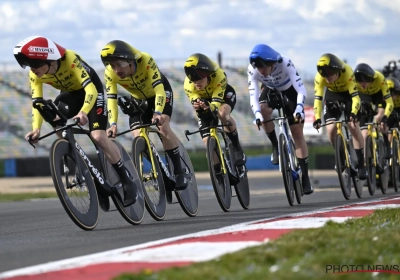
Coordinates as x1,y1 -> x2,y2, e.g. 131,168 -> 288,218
0,172 -> 397,273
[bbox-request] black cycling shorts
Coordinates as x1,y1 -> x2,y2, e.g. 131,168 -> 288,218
197,84 -> 236,138
323,89 -> 359,123
259,85 -> 304,125
54,63 -> 107,131
129,73 -> 174,128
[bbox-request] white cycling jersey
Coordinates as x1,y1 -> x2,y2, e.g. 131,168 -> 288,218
247,56 -> 307,117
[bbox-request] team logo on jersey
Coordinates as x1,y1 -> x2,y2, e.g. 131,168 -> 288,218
28,46 -> 54,53
93,122 -> 99,128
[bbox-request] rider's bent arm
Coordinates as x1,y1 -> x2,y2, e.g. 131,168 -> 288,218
210,70 -> 227,111
71,55 -> 98,114
286,61 -> 307,106
30,71 -> 44,130
381,78 -> 394,117
313,73 -> 325,120
248,64 -> 262,117
104,69 -> 119,124
153,82 -> 166,115
346,72 -> 361,114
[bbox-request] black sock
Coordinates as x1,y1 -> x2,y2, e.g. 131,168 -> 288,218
112,158 -> 129,182
166,147 -> 183,175
227,129 -> 242,151
266,130 -> 278,148
298,157 -> 309,177
355,148 -> 365,167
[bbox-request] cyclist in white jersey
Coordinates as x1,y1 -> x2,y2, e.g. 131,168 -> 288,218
247,44 -> 313,195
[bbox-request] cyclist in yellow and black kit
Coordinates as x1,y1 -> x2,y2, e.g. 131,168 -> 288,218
354,63 -> 394,159
386,77 -> 400,143
13,36 -> 138,207
183,53 -> 246,168
313,53 -> 367,180
100,40 -> 188,190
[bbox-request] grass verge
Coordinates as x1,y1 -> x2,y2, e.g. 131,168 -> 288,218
114,208 -> 400,280
0,192 -> 57,202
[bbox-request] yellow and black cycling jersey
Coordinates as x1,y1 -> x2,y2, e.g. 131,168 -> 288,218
393,97 -> 400,109
356,70 -> 393,117
314,64 -> 360,119
104,50 -> 165,124
30,49 -> 98,130
183,63 -> 227,111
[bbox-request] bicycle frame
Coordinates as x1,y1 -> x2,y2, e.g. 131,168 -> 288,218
275,112 -> 299,178
29,100 -> 113,195
389,127 -> 400,166
365,121 -> 378,167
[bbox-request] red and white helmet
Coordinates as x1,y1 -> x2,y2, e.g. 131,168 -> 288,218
13,36 -> 66,69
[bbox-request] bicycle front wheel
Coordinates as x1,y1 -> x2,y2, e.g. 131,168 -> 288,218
391,137 -> 400,192
132,136 -> 167,221
335,134 -> 351,200
50,138 -> 99,231
105,139 -> 145,225
365,135 -> 376,195
206,136 -> 231,212
166,140 -> 199,217
279,134 -> 295,206
290,139 -> 302,205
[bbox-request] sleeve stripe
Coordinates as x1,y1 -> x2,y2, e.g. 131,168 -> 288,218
81,78 -> 91,88
351,92 -> 359,97
384,94 -> 392,99
314,96 -> 323,100
211,98 -> 224,103
107,94 -> 117,99
152,80 -> 162,88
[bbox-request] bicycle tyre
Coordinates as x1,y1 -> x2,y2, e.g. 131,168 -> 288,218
105,139 -> 145,225
335,134 -> 351,200
290,139 -> 302,204
132,136 -> 167,221
50,138 -> 99,231
206,136 -> 231,212
166,140 -> 199,217
279,133 -> 295,206
365,135 -> 376,195
377,139 -> 389,194
226,142 -> 250,209
392,137 -> 400,192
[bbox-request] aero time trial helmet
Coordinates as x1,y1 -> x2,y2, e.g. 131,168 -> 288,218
316,53 -> 345,78
249,44 -> 281,68
184,53 -> 218,82
354,63 -> 375,83
100,40 -> 142,66
386,77 -> 400,96
13,36 -> 66,69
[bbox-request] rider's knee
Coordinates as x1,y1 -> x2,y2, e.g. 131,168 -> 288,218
260,103 -> 272,117
90,130 -> 104,144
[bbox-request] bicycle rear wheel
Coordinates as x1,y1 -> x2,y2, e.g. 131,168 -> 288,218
226,141 -> 250,209
365,135 -> 376,195
377,138 -> 389,194
50,138 -> 99,231
132,136 -> 167,221
105,139 -> 145,225
279,134 -> 295,206
166,140 -> 199,217
290,139 -> 302,204
391,137 -> 400,192
206,136 -> 231,212
335,134 -> 351,200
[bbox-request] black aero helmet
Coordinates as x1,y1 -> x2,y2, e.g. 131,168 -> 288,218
184,53 -> 218,81
316,53 -> 344,78
100,40 -> 141,66
354,63 -> 375,83
387,77 -> 400,96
